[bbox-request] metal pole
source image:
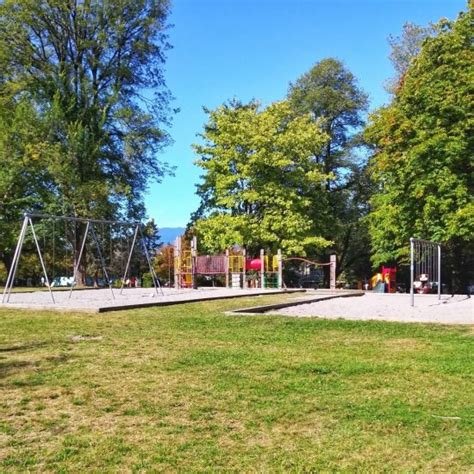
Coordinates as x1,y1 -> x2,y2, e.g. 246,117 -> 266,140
225,249 -> 229,288
138,225 -> 163,296
260,249 -> 265,289
69,221 -> 90,299
174,236 -> 180,289
191,236 -> 197,290
90,224 -> 114,299
2,216 -> 29,303
330,254 -> 336,291
25,212 -> 140,227
410,237 -> 414,307
148,259 -> 164,296
168,247 -> 171,288
6,217 -> 30,303
29,218 -> 55,304
438,244 -> 441,300
242,248 -> 246,289
5,218 -> 29,303
119,225 -> 139,295
277,249 -> 283,289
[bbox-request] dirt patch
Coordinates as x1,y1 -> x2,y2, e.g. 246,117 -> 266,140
70,335 -> 104,342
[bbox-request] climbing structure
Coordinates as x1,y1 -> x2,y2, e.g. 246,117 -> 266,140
173,236 -> 282,290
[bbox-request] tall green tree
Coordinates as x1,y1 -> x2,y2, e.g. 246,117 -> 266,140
0,0 -> 173,281
192,100 -> 331,255
0,93 -> 58,273
365,12 -> 473,290
288,58 -> 370,280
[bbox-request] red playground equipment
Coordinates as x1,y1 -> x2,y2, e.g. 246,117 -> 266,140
370,266 -> 397,293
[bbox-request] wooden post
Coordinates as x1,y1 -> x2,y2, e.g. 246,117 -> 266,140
277,249 -> 283,289
437,244 -> 441,301
260,249 -> 265,289
174,236 -> 180,289
410,238 -> 414,306
330,254 -> 336,290
225,249 -> 229,288
191,236 -> 197,289
242,248 -> 246,289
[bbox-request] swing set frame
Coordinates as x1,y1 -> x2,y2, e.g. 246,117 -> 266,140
410,237 -> 441,307
2,213 -> 163,305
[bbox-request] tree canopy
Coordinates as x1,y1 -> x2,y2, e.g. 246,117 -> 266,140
0,0 -> 173,220
192,100 -> 331,255
288,58 -> 371,279
288,58 -> 368,188
365,12 -> 473,277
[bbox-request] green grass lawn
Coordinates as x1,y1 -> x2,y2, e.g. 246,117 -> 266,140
0,295 -> 472,472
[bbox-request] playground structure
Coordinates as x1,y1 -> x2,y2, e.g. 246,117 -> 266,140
2,213 -> 162,305
410,237 -> 441,306
173,236 -> 337,290
370,266 -> 397,293
173,236 -> 282,289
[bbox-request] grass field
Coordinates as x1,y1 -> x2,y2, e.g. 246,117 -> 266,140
0,295 -> 472,472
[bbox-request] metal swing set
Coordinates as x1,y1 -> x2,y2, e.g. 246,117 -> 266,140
2,213 -> 163,305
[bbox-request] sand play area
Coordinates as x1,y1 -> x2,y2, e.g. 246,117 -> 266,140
274,293 -> 473,324
0,287 -> 297,313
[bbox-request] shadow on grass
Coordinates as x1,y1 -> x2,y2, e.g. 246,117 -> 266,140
0,359 -> 33,378
0,353 -> 71,382
0,341 -> 48,353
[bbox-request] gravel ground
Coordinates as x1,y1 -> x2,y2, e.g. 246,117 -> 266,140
274,293 -> 473,324
1,287 -> 292,312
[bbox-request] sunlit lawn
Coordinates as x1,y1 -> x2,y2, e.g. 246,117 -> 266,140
0,295 -> 472,471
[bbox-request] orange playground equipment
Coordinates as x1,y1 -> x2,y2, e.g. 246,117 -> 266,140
370,266 -> 397,293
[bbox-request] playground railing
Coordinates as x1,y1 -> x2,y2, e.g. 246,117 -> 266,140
195,255 -> 227,274
228,255 -> 244,273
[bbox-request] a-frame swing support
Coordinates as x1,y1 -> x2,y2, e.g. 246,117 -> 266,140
119,224 -> 163,297
2,215 -> 56,304
2,213 -> 163,305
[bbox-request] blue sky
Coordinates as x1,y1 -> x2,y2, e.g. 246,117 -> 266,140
145,0 -> 466,228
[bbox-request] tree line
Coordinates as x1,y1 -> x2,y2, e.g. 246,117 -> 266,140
190,9 -> 472,290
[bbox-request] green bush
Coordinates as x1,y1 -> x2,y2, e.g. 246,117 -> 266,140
142,272 -> 153,288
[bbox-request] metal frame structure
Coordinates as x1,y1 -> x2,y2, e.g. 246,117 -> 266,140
2,213 -> 163,305
410,237 -> 441,307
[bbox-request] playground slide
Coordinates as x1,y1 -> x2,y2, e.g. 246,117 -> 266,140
370,266 -> 396,293
372,281 -> 386,293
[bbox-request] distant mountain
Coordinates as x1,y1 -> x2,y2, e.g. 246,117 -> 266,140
159,227 -> 185,245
